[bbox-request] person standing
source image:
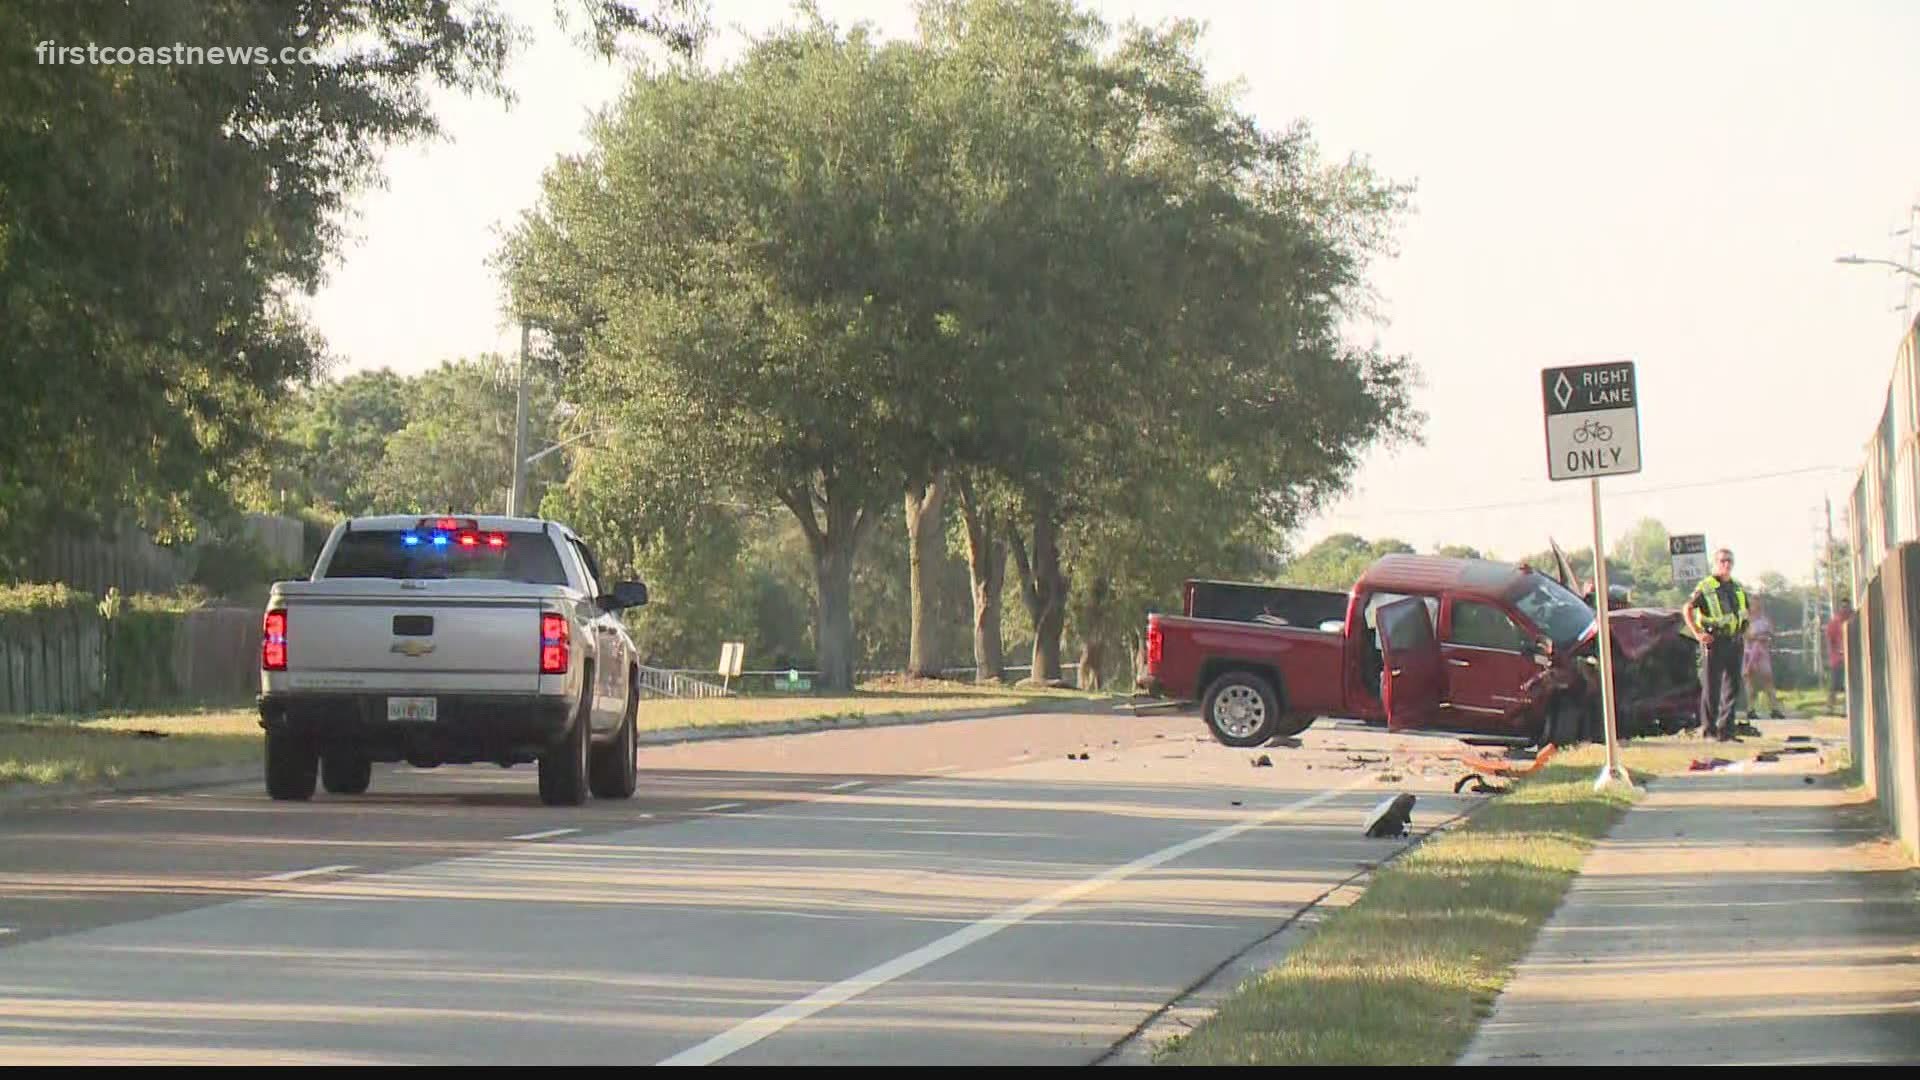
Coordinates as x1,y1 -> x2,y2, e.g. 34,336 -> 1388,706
1682,547 -> 1749,741
1743,593 -> 1784,722
1825,598 -> 1853,715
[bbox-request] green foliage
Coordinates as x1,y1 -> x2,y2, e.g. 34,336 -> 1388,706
501,0 -> 1420,687
0,582 -> 92,621
94,589 -> 205,707
0,0 -> 515,561
1279,534 -> 1416,591
370,356 -> 564,515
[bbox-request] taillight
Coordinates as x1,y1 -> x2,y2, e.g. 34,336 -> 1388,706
263,609 -> 288,671
1146,622 -> 1163,669
540,613 -> 569,674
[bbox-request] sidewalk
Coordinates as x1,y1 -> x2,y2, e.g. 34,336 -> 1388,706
1460,746 -> 1920,1065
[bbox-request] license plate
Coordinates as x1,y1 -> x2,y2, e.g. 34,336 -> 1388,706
387,696 -> 437,722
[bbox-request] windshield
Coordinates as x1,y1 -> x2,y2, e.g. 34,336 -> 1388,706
1506,572 -> 1596,646
322,529 -> 568,584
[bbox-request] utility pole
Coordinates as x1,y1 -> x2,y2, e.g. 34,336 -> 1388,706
1825,495 -> 1839,616
509,317 -> 531,517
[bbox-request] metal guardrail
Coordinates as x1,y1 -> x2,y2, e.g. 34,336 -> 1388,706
634,664 -> 733,700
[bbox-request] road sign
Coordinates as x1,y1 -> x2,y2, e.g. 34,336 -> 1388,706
1541,361 -> 1642,481
716,642 -> 745,679
1669,534 -> 1709,585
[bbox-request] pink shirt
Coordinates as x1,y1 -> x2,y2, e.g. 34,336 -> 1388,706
1825,614 -> 1848,666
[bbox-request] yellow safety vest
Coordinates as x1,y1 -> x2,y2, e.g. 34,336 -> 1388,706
1693,576 -> 1749,636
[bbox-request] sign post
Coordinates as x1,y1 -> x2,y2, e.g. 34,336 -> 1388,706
1541,361 -> 1642,791
1669,534 -> 1708,585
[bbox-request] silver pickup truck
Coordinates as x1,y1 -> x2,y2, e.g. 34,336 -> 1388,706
258,515 -> 648,806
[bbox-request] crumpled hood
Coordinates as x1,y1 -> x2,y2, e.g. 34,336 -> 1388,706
1574,606 -> 1689,662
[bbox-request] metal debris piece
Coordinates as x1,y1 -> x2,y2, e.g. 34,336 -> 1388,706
1364,793 -> 1416,838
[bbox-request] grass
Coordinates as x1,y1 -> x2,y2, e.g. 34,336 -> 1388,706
1156,761 -> 1634,1065
0,709 -> 262,789
1157,715 -> 1852,1066
638,675 -> 1100,732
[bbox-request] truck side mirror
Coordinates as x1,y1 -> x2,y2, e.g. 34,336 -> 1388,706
601,580 -> 649,611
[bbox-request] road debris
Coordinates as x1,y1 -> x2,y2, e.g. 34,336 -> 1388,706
1454,774 -> 1508,794
1365,793 -> 1415,838
1251,754 -> 1273,768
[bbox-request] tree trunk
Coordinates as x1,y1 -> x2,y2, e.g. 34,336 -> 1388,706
904,471 -> 946,679
1077,638 -> 1106,691
1010,493 -> 1068,685
954,473 -> 1006,684
778,477 -> 879,694
813,542 -> 856,693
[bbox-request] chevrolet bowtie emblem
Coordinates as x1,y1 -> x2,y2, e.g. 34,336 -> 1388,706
390,640 -> 436,657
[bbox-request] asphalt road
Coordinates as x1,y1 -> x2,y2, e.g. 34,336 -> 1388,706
0,706 -> 1479,1064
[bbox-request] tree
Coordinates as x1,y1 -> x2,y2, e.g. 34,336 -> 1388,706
245,371 -> 411,515
1281,535 -> 1416,591
0,0 -> 518,565
916,1 -> 1419,682
370,357 -> 563,515
502,22 -> 984,690
540,439 -> 764,668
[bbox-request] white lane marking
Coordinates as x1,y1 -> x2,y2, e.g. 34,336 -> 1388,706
926,764 -> 962,774
656,777 -> 1371,1066
258,864 -> 356,883
825,781 -> 864,792
508,827 -> 580,842
696,802 -> 743,813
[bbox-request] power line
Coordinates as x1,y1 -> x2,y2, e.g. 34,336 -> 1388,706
1323,464 -> 1854,519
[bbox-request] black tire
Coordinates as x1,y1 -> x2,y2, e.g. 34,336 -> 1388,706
1543,697 -> 1585,748
1202,671 -> 1281,748
539,681 -> 592,806
589,674 -> 639,799
1268,712 -> 1316,740
321,753 -> 372,795
265,731 -> 318,801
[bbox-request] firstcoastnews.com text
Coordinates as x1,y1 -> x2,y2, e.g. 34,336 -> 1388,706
35,41 -> 323,66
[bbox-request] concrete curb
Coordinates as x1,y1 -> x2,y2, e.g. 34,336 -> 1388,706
1096,798 -> 1489,1066
2,697 -> 1112,810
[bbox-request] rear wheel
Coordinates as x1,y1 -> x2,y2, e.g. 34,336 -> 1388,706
266,732 -> 318,801
1202,671 -> 1281,747
589,674 -> 639,799
539,681 -> 592,806
321,753 -> 372,795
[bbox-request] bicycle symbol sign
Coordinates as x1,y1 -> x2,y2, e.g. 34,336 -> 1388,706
1571,418 -> 1613,444
1541,362 -> 1640,481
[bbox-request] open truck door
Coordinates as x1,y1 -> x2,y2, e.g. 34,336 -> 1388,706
1379,596 -> 1443,732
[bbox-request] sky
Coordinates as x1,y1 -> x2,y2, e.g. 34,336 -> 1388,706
302,0 -> 1920,583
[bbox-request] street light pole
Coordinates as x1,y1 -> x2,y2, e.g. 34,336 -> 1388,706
1833,254 -> 1920,279
509,317 -> 531,517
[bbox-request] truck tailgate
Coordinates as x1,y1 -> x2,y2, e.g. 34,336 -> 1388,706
276,580 -> 548,695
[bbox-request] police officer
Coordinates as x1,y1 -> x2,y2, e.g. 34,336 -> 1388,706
1682,547 -> 1749,741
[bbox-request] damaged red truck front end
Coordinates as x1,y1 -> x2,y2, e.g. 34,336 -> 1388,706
1140,555 -> 1699,747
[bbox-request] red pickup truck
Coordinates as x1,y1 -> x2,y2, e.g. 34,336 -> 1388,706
1140,555 -> 1608,747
